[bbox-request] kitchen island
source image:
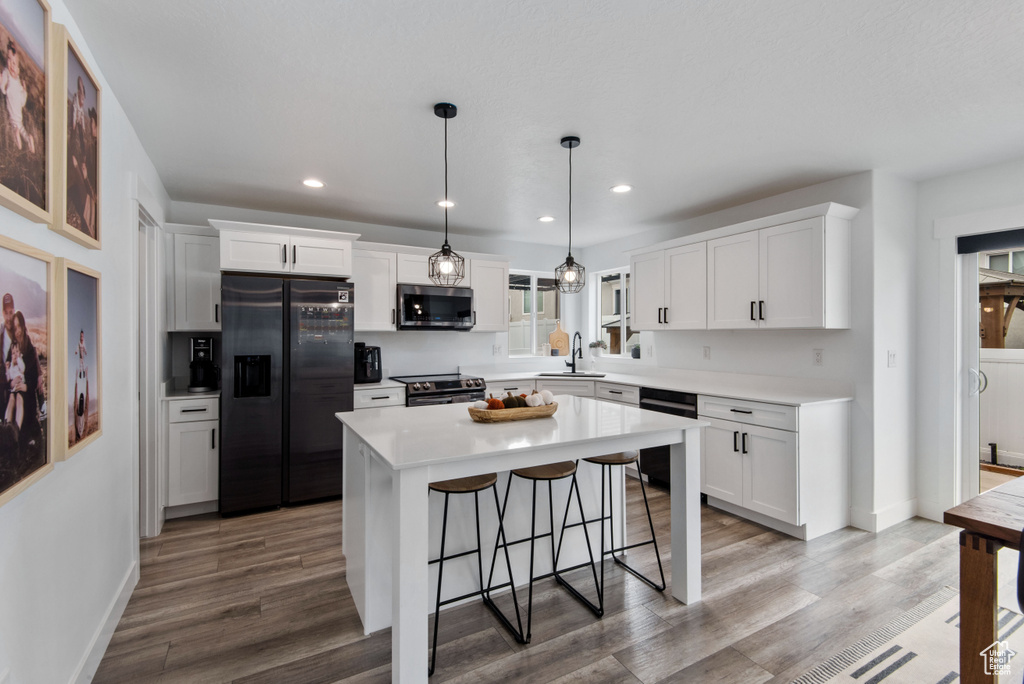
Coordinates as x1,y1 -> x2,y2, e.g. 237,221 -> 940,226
336,395 -> 707,684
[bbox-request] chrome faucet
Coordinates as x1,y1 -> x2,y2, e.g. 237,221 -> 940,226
566,331 -> 583,374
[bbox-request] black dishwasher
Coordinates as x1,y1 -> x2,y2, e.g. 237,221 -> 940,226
638,387 -> 698,488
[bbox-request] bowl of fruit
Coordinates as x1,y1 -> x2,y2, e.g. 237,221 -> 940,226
467,390 -> 558,423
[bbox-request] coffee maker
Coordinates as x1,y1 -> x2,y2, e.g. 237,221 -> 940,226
188,337 -> 219,392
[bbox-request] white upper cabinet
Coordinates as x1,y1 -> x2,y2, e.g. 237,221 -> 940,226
707,231 -> 760,329
664,243 -> 707,329
630,251 -> 665,330
469,259 -> 508,332
631,243 -> 706,331
220,230 -> 290,274
212,220 -> 359,277
172,233 -> 221,331
290,235 -> 353,277
352,249 -> 398,331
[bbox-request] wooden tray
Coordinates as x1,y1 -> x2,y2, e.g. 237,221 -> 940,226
468,402 -> 558,423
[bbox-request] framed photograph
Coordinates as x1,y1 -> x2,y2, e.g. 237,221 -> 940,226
56,258 -> 98,458
0,233 -> 53,507
52,25 -> 99,249
0,0 -> 52,225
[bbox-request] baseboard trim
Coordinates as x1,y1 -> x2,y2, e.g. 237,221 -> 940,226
166,500 -> 218,520
705,497 -> 808,540
72,560 -> 138,684
915,499 -> 947,523
849,499 -> 917,533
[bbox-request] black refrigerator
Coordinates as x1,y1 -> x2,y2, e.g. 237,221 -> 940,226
219,274 -> 354,515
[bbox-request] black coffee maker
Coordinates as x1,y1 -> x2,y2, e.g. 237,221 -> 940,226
188,337 -> 219,392
354,342 -> 382,384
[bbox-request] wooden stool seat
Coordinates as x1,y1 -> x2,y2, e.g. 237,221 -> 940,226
512,461 -> 577,481
584,451 -> 639,466
429,473 -> 498,493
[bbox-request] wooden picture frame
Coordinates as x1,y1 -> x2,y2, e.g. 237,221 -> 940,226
0,0 -> 53,225
51,24 -> 99,249
55,258 -> 99,459
0,233 -> 53,507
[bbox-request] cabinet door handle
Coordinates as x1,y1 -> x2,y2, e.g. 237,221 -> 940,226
733,431 -> 739,452
658,307 -> 663,324
663,307 -> 668,324
292,245 -> 297,264
282,245 -> 287,265
473,311 -> 477,325
750,301 -> 756,321
759,300 -> 765,321
215,304 -> 219,323
741,432 -> 748,454
391,309 -> 395,325
212,429 -> 216,450
181,407 -> 208,413
730,408 -> 753,414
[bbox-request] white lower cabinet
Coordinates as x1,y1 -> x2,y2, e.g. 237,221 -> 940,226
535,379 -> 595,397
353,386 -> 404,409
699,395 -> 848,539
485,380 -> 535,399
168,421 -> 218,506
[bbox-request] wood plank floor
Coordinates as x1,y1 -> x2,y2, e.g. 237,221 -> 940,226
95,481 -> 970,683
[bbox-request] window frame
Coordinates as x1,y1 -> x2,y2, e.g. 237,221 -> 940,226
593,266 -> 634,357
508,269 -> 561,357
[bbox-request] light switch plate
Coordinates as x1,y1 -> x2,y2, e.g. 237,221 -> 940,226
887,350 -> 897,368
702,346 -> 711,361
813,349 -> 823,366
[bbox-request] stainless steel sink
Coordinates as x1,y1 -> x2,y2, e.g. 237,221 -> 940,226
537,372 -> 606,377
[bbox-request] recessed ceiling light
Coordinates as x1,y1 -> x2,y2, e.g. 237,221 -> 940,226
610,184 -> 633,193
538,216 -> 555,222
303,178 -> 325,188
437,200 -> 455,208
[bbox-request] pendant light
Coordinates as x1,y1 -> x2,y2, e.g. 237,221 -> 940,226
428,102 -> 465,286
555,135 -> 585,293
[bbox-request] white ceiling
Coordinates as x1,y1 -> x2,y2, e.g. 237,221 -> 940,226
63,0 -> 1024,247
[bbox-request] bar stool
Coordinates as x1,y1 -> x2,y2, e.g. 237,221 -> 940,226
556,451 -> 665,616
487,461 -> 602,644
428,473 -> 523,677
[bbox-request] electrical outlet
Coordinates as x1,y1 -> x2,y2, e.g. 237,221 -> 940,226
702,346 -> 711,361
813,349 -> 823,366
492,344 -> 502,356
645,345 -> 653,358
887,350 -> 897,368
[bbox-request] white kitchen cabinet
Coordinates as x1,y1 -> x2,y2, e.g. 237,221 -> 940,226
486,380 -> 535,399
706,231 -> 760,329
352,250 -> 397,331
171,233 -> 221,331
290,235 -> 352,277
698,394 -> 848,540
469,259 -> 508,332
595,382 -> 640,405
220,230 -> 290,274
535,379 -> 595,397
354,386 -> 405,409
167,398 -> 219,507
630,243 -> 707,331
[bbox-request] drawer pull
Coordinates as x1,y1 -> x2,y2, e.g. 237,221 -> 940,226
730,408 -> 753,414
181,407 -> 208,413
608,390 -> 623,395
370,396 -> 391,400
504,387 -> 519,391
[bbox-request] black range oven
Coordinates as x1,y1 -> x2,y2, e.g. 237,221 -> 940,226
391,373 -> 486,407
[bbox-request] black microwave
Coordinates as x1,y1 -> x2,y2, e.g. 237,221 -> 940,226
397,284 -> 475,331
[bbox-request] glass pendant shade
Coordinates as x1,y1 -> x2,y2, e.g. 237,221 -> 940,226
429,102 -> 465,286
554,135 -> 585,294
555,254 -> 585,294
428,242 -> 466,286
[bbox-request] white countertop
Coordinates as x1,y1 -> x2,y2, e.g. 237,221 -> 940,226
336,394 -> 707,470
353,378 -> 405,391
469,368 -> 852,406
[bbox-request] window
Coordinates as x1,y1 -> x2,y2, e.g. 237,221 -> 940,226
597,268 -> 638,355
508,271 -> 561,356
987,251 -> 1024,275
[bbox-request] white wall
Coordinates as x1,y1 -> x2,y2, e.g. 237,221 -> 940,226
916,156 -> 1024,519
0,4 -> 171,684
580,171 -> 916,531
169,200 -> 586,375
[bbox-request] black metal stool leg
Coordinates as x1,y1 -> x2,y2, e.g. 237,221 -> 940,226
552,471 -> 603,617
482,482 -> 525,643
609,461 -> 666,592
429,492 -> 450,677
526,480 -> 538,642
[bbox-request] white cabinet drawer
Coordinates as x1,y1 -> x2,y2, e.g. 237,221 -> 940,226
168,398 -> 219,423
697,395 -> 797,432
535,379 -> 595,397
486,381 -> 535,399
596,382 -> 640,405
354,387 -> 405,409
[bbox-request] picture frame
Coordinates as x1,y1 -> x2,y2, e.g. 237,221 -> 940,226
51,24 -> 99,249
0,233 -> 53,508
0,0 -> 53,226
55,257 -> 99,459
